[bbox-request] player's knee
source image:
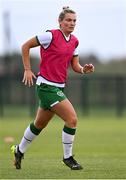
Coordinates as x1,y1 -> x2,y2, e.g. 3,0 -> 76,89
68,115 -> 77,128
34,119 -> 48,129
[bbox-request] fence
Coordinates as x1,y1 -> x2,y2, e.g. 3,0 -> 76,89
0,74 -> 126,117
66,75 -> 126,116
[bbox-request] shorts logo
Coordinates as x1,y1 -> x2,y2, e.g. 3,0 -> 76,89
57,91 -> 64,97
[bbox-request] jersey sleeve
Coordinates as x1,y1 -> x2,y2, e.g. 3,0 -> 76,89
36,31 -> 52,48
73,46 -> 79,56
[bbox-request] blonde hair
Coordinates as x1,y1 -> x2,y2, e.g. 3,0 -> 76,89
58,6 -> 76,21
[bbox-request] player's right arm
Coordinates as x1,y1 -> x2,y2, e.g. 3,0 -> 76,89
21,37 -> 39,87
22,32 -> 52,87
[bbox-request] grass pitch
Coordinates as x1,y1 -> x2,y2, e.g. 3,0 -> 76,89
0,114 -> 126,179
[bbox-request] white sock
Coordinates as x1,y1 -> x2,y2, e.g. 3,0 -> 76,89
19,125 -> 37,153
62,131 -> 75,159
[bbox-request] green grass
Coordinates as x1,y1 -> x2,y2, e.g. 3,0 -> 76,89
0,114 -> 126,179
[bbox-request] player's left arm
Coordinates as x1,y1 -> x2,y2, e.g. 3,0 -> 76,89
71,55 -> 95,74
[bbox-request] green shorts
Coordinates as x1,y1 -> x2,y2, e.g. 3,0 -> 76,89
36,83 -> 66,110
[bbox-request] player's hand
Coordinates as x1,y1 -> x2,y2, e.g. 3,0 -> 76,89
22,69 -> 36,87
83,63 -> 94,74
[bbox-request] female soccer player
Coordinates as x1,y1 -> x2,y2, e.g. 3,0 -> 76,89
11,6 -> 94,170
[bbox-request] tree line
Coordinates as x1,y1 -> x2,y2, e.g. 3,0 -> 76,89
0,52 -> 126,77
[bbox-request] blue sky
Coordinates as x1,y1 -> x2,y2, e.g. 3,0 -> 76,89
0,0 -> 126,61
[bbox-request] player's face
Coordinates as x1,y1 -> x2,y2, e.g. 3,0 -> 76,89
59,13 -> 77,36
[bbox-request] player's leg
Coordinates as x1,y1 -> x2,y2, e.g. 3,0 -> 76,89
19,107 -> 54,153
51,99 -> 77,159
12,107 -> 54,169
51,99 -> 83,170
